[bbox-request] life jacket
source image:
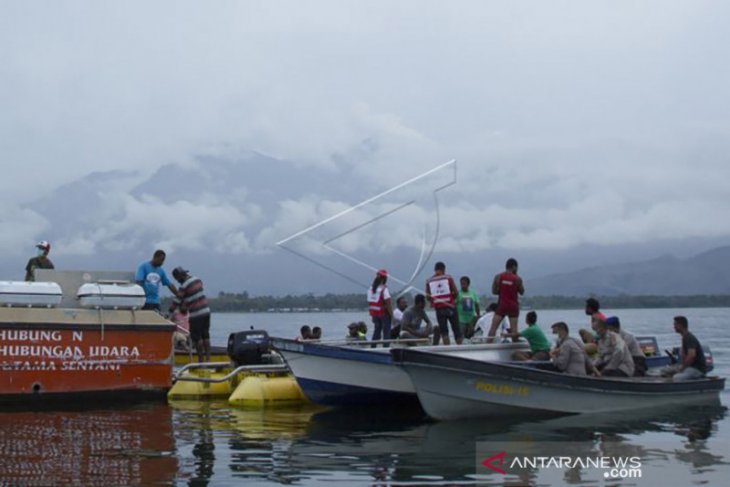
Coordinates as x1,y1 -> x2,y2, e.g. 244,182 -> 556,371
427,274 -> 455,308
367,285 -> 387,317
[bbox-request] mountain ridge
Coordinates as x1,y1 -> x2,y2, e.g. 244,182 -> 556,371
526,245 -> 730,296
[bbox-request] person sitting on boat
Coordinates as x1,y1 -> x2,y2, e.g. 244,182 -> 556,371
593,318 -> 634,377
605,316 -> 646,376
24,240 -> 54,281
135,249 -> 178,312
311,326 -> 322,340
296,325 -> 312,341
390,296 -> 408,339
346,322 -> 367,342
585,297 -> 607,323
171,302 -> 191,352
578,298 -> 606,346
473,303 -> 500,338
400,294 -> 434,341
502,311 -> 552,361
550,322 -> 594,376
661,316 -> 707,381
578,329 -> 599,358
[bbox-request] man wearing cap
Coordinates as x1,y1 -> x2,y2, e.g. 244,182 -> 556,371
135,250 -> 178,311
367,269 -> 393,347
25,240 -> 55,281
170,267 -> 211,362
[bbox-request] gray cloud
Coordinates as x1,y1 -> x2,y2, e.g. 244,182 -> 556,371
1,1 -> 729,290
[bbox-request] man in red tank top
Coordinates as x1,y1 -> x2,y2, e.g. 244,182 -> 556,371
487,258 -> 524,342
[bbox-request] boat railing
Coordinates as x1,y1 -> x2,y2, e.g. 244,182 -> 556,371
292,337 -> 527,349
297,338 -> 432,347
173,362 -> 289,383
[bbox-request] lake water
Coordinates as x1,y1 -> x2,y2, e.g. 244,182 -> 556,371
0,308 -> 728,486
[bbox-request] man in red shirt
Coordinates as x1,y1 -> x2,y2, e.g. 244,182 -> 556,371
487,258 -> 524,342
425,261 -> 460,345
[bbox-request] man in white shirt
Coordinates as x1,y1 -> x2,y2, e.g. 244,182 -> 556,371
474,303 -> 505,338
390,296 -> 408,338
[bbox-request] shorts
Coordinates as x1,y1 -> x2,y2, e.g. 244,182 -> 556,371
436,307 -> 462,339
530,350 -> 551,361
189,314 -> 211,342
495,304 -> 519,318
633,356 -> 647,377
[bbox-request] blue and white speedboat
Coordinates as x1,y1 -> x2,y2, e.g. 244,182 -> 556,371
271,338 -> 528,407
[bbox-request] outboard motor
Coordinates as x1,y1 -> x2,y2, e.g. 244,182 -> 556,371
704,346 -> 714,373
227,330 -> 271,366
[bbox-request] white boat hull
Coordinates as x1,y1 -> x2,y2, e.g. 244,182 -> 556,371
273,339 -> 529,406
396,350 -> 725,420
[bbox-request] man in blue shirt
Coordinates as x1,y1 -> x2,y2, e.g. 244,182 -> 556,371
135,249 -> 178,311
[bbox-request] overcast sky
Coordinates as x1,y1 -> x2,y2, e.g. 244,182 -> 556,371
1,1 -> 729,288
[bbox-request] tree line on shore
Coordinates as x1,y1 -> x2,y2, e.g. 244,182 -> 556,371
164,291 -> 730,312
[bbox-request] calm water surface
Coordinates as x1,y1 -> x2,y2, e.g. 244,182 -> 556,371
0,308 -> 728,486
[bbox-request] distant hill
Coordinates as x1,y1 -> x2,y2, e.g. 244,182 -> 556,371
526,246 -> 730,296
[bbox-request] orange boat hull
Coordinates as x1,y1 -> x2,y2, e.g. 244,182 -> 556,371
0,308 -> 175,402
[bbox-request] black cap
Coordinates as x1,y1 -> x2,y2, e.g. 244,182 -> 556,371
172,267 -> 188,280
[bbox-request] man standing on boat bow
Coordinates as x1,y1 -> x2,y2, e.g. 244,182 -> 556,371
486,258 -> 524,342
135,249 -> 178,312
367,269 -> 393,347
425,262 -> 460,345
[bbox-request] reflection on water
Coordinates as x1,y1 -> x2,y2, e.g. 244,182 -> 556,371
0,399 -> 726,486
168,401 -> 728,486
0,403 -> 177,486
